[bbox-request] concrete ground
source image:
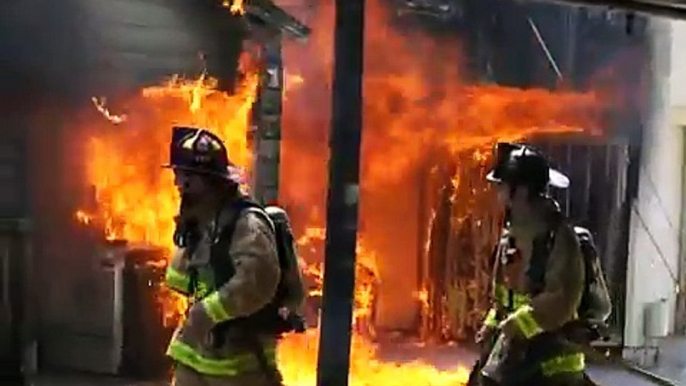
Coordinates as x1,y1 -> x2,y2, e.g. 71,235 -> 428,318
26,343 -> 668,386
26,367 -> 667,386
375,342 -> 668,386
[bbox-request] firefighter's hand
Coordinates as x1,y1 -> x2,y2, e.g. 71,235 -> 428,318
184,302 -> 215,343
498,317 -> 521,340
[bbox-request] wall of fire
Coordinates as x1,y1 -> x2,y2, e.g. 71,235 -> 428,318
407,0 -> 652,342
0,0 -> 254,375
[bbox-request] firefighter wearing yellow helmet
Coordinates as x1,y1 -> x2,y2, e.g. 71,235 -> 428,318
473,143 -> 587,386
162,126 -> 300,386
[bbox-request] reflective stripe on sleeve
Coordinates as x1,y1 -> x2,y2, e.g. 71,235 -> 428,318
166,338 -> 276,376
165,267 -> 191,294
494,284 -> 530,310
509,305 -> 543,339
483,308 -> 499,327
541,353 -> 585,377
201,291 -> 232,323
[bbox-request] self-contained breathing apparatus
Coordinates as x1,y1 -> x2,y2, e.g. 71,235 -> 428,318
174,195 -> 307,342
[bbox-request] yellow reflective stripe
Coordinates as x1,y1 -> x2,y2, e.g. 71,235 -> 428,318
511,305 -> 543,339
541,353 -> 585,376
494,285 -> 508,306
194,282 -> 211,300
165,267 -> 190,293
494,284 -> 530,309
513,293 -> 530,309
484,308 -> 499,327
166,339 -> 276,376
202,291 -> 232,323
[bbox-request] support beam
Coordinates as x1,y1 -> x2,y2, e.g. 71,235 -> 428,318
252,36 -> 283,205
316,0 -> 365,385
244,0 -> 312,39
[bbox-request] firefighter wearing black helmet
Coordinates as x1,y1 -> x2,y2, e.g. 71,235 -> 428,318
473,143 -> 586,386
162,126 -> 283,386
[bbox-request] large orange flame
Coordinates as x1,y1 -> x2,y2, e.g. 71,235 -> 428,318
278,0 -> 601,344
80,71 -> 256,248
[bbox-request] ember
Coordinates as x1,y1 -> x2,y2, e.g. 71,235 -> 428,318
222,0 -> 245,15
91,96 -> 127,125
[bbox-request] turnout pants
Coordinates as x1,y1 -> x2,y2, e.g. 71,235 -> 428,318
172,364 -> 280,386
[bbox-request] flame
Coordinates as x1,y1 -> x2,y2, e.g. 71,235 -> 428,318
276,0 -> 605,380
75,210 -> 93,225
222,0 -> 245,15
295,227 -> 380,337
79,58 -> 258,325
284,73 -> 305,100
278,330 -> 471,386
82,70 -> 257,249
91,97 -> 127,125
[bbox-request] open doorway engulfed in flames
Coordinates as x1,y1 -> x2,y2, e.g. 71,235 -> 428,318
417,151 -> 501,342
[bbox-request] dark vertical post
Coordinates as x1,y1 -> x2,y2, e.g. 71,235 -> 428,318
316,0 -> 365,385
251,34 -> 283,205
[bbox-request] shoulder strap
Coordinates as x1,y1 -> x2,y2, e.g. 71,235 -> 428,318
525,209 -> 564,296
214,198 -> 272,241
209,198 -> 266,288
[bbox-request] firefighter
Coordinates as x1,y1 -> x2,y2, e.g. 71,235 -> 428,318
162,126 -> 283,386
475,142 -> 586,386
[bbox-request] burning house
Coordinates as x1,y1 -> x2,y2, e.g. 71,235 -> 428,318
0,0 -> 673,384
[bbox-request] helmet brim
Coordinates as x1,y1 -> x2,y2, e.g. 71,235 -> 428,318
162,164 -> 244,184
548,168 -> 570,189
486,168 -> 569,189
485,170 -> 500,183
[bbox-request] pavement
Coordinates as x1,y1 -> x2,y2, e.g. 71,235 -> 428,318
24,344 -> 669,386
26,367 -> 668,386
374,342 -> 668,386
26,368 -> 667,386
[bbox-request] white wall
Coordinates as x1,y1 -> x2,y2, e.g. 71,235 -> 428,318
624,19 -> 684,350
670,22 -> 686,109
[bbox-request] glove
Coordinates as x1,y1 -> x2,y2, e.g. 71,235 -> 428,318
499,316 -> 522,340
182,302 -> 216,346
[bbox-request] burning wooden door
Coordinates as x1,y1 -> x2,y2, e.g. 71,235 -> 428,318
418,151 -> 501,342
